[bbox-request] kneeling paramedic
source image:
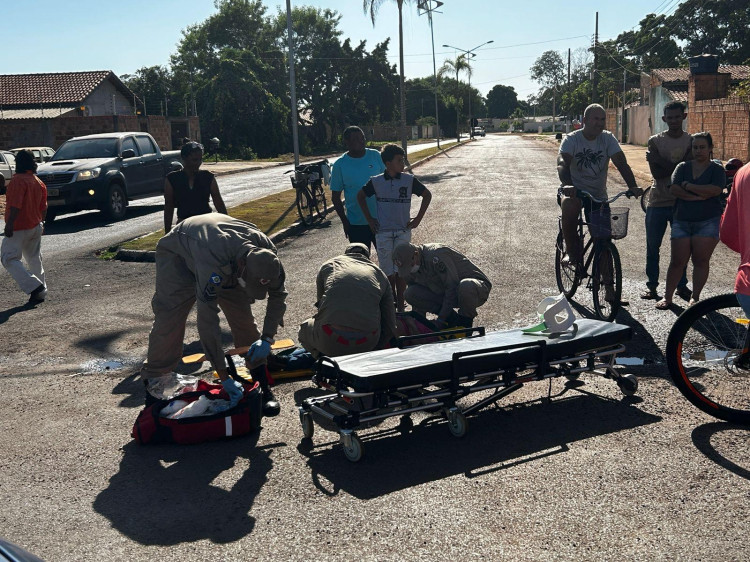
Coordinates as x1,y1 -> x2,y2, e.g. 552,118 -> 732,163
392,242 -> 491,328
298,243 -> 398,357
140,214 -> 287,417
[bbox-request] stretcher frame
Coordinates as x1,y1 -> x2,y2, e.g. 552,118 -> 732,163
297,323 -> 637,462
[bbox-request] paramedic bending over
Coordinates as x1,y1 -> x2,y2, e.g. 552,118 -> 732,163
164,141 -> 227,233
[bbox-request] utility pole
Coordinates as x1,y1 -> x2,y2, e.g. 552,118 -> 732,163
567,48 -> 571,131
418,0 -> 443,149
443,40 -> 494,139
286,0 -> 300,167
592,11 -> 598,104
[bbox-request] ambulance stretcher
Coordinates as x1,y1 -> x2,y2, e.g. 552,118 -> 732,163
297,319 -> 637,462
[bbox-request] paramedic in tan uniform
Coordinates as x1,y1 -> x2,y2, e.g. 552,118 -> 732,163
140,214 -> 286,416
392,242 -> 491,328
298,243 -> 398,357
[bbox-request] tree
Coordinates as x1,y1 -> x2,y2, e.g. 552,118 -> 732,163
363,0 -> 414,158
486,84 -> 519,118
669,0 -> 750,65
120,66 -> 173,116
530,50 -> 565,91
439,54 -> 472,140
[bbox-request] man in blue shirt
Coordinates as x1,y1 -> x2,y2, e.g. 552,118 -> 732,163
330,126 -> 385,250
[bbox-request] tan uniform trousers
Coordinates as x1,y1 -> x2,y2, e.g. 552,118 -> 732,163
298,319 -> 380,358
141,247 -> 260,378
405,278 -> 490,319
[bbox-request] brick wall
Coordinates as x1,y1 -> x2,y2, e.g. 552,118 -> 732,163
689,73 -> 731,104
0,114 -> 200,152
690,96 -> 750,161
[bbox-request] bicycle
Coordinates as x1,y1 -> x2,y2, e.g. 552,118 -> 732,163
286,159 -> 330,226
666,293 -> 750,424
555,187 -> 636,322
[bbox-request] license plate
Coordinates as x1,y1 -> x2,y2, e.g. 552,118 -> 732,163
47,188 -> 59,196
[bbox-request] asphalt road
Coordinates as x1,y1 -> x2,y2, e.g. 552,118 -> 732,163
1,134 -> 749,561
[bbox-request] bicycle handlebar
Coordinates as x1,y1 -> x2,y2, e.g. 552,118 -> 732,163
560,185 -> 641,204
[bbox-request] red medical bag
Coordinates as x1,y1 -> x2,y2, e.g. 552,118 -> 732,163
132,379 -> 262,445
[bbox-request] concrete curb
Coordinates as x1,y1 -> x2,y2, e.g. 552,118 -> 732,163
112,141 -> 468,263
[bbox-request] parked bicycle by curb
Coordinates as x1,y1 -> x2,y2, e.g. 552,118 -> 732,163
286,159 -> 331,226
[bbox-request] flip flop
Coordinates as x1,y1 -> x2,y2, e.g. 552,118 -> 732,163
655,300 -> 672,310
640,289 -> 658,300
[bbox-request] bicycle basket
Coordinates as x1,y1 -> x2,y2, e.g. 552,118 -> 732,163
609,207 -> 629,239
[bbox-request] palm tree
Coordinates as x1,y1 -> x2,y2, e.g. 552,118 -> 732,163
363,0 -> 411,159
439,54 -> 472,141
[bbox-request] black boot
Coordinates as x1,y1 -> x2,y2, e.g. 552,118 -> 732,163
251,365 -> 281,417
446,311 -> 473,328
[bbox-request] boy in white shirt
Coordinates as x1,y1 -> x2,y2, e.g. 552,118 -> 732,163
357,144 -> 432,311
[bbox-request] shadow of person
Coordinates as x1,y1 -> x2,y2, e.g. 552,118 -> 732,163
0,301 -> 37,325
613,308 -> 667,377
691,422 -> 750,481
93,435 -> 275,545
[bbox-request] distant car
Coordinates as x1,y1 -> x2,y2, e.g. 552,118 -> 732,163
472,127 -> 486,137
0,150 -> 16,194
11,146 -> 55,163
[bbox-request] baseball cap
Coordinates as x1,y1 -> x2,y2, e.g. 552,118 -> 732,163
243,247 -> 280,300
392,242 -> 417,279
344,242 -> 370,258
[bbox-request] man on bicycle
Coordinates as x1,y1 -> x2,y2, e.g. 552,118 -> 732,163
557,104 -> 641,265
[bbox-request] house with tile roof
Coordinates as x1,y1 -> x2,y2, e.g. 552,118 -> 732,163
0,71 -> 199,151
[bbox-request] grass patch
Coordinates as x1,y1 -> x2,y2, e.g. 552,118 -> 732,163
410,141 -> 458,160
114,140 -> 462,256
119,188 -> 300,253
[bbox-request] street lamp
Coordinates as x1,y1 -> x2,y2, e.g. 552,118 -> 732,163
442,40 -> 493,139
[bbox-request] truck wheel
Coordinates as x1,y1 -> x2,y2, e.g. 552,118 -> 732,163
102,184 -> 127,221
0,176 -> 5,195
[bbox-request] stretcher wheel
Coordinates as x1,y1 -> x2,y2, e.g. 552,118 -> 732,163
447,410 -> 467,438
617,374 -> 638,396
300,412 -> 314,439
342,434 -> 363,462
398,415 -> 414,432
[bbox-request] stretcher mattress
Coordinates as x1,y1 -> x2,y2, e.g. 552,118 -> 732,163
319,319 -> 631,392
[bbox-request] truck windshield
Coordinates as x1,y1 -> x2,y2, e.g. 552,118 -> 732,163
51,139 -> 119,160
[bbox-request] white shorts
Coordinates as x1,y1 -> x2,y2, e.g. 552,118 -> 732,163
375,229 -> 411,275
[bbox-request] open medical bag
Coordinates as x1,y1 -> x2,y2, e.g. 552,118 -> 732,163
132,378 -> 262,445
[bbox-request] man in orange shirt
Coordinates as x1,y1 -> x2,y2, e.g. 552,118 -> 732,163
2,150 -> 48,303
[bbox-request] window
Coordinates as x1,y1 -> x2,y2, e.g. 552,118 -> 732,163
121,137 -> 138,157
136,135 -> 156,155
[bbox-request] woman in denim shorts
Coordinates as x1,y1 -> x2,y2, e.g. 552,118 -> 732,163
657,132 -> 726,309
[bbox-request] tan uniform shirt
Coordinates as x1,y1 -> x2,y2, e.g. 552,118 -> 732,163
314,253 -> 397,347
648,131 -> 693,208
160,214 -> 287,369
406,244 -> 491,320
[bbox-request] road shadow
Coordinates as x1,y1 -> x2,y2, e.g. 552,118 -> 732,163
691,422 -> 750,480
413,170 -> 459,184
44,204 -> 163,235
0,301 -> 38,324
92,436 -> 276,545
296,388 -> 660,499
614,308 -> 666,376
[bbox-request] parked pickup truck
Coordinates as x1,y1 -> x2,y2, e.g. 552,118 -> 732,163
37,132 -> 182,222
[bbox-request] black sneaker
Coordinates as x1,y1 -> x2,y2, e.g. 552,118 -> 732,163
28,284 -> 46,303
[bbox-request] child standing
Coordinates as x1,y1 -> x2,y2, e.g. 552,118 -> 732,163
356,144 -> 432,311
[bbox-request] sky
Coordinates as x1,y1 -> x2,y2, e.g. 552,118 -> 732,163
1,0 -> 686,100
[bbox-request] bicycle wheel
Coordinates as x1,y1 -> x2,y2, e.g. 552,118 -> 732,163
295,184 -> 318,226
640,186 -> 651,213
312,181 -> 327,221
591,241 -> 622,322
555,231 -> 579,298
666,293 -> 750,424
